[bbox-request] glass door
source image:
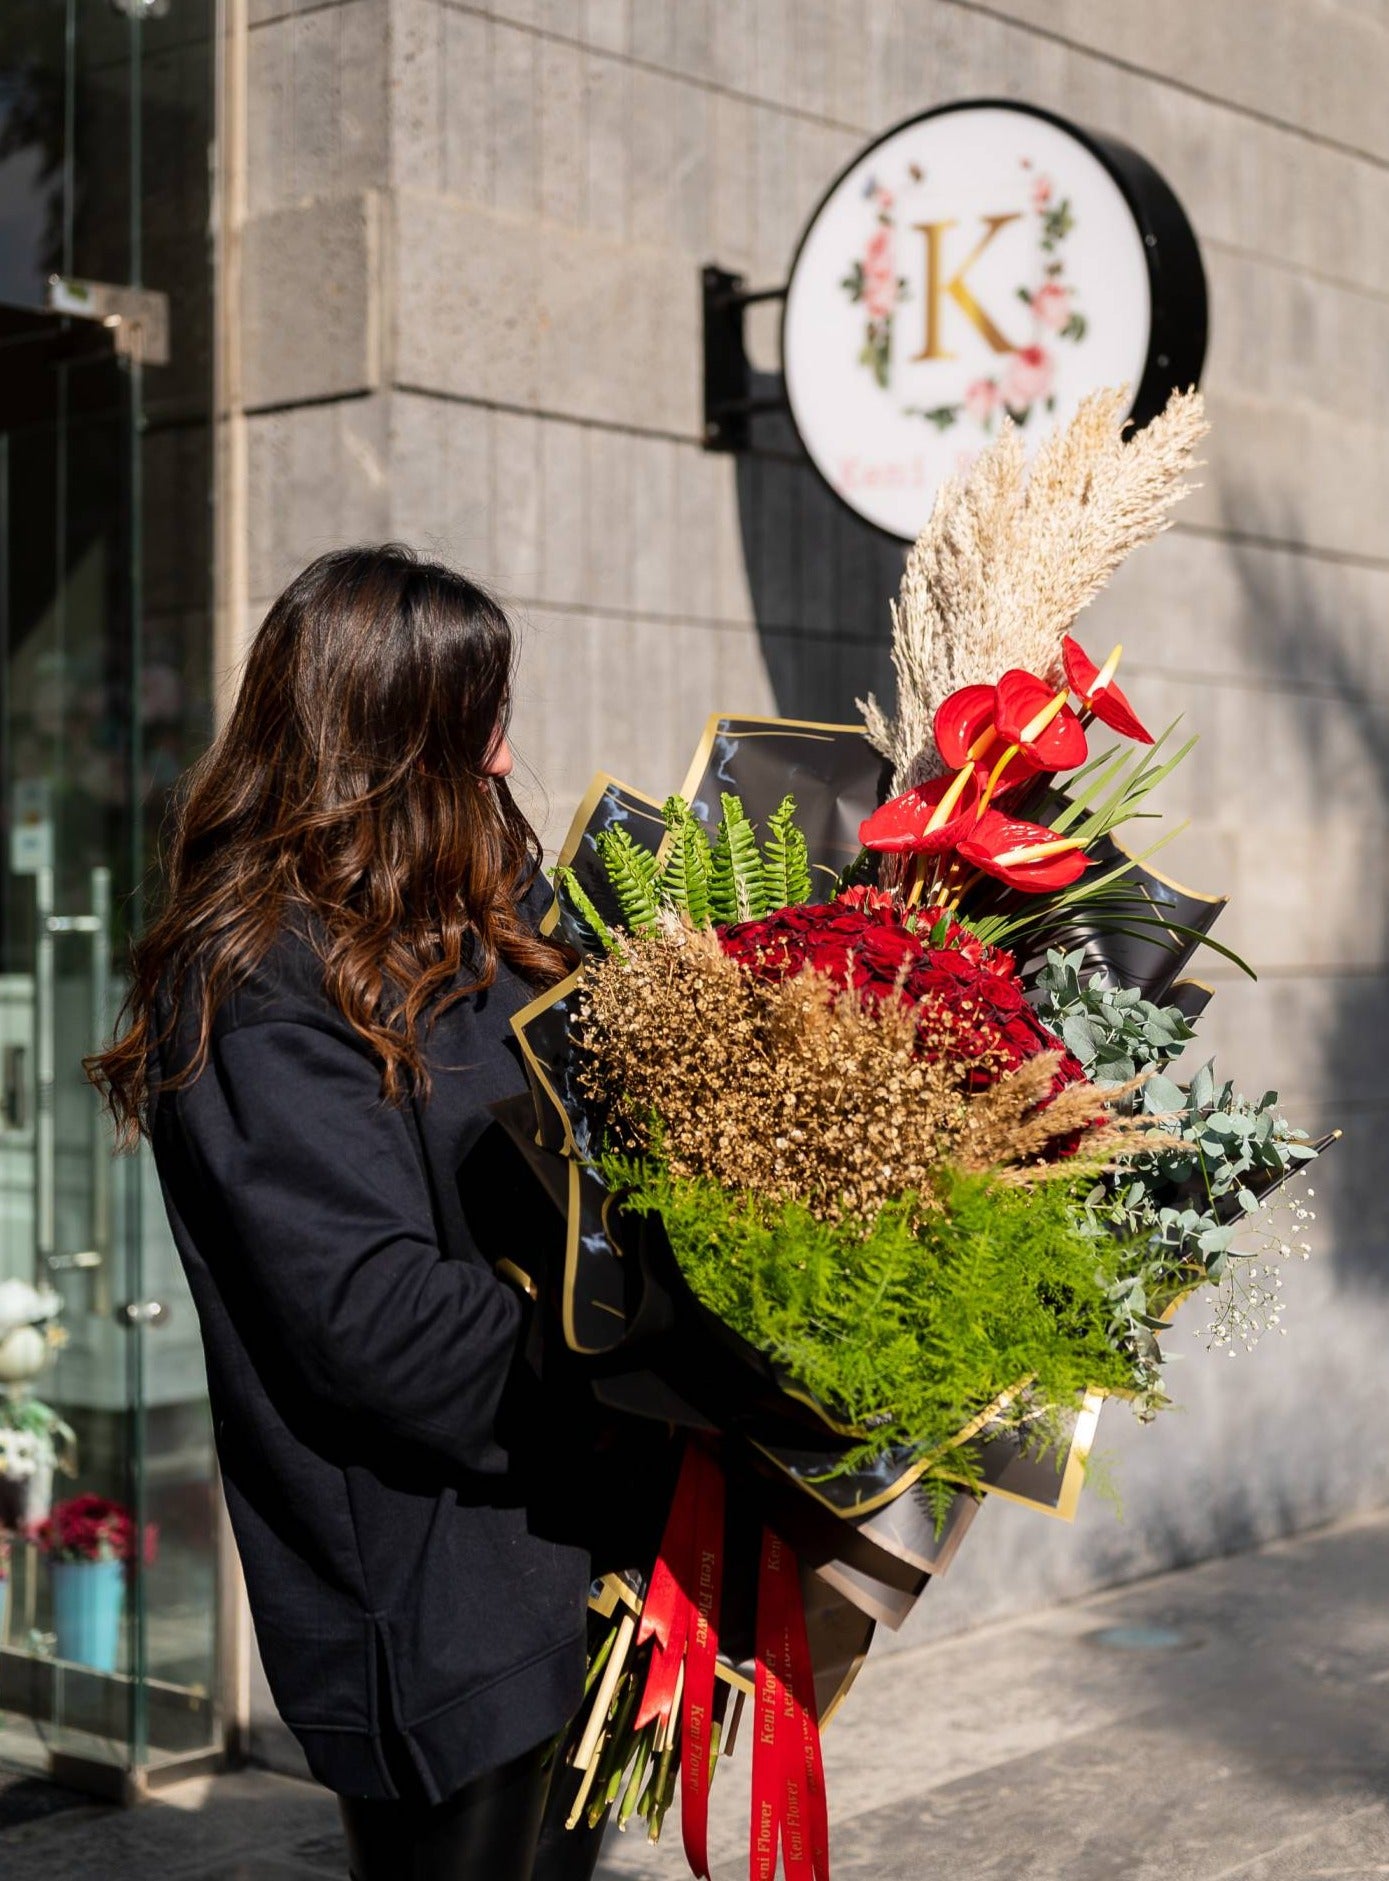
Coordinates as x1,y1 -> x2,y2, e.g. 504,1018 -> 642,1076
0,0 -> 222,1798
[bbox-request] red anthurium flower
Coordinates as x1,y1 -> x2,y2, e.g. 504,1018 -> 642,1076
933,685 -> 1034,791
934,685 -> 997,769
1062,636 -> 1154,744
991,669 -> 1089,772
957,811 -> 1089,893
860,767 -> 980,854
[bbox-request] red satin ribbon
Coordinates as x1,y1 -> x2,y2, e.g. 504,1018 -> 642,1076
751,1527 -> 830,1881
636,1456 -> 830,1881
679,1448 -> 725,1878
634,1441 -> 726,1878
634,1443 -> 702,1733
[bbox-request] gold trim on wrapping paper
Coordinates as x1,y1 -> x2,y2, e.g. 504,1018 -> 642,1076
674,1628 -> 865,1723
510,972 -> 622,1356
543,717 -> 874,931
1106,831 -> 1225,907
494,1258 -> 538,1301
818,1637 -> 872,1727
675,712 -> 871,816
943,1388 -> 1108,1524
750,1379 -> 1027,1523
558,1158 -> 594,1353
589,1573 -> 642,1621
510,968 -> 584,1155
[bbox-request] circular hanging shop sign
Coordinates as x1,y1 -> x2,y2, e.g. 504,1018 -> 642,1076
781,99 -> 1207,541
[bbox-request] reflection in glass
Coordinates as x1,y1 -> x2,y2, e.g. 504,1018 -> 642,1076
0,0 -> 220,1787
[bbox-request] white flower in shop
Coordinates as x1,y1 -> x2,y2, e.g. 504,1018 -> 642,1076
0,1279 -> 64,1386
0,1427 -> 42,1481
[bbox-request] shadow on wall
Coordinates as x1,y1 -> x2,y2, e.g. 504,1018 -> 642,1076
734,367 -> 905,729
1218,487 -> 1389,1297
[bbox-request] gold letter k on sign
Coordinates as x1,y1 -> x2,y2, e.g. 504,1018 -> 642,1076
912,214 -> 1022,360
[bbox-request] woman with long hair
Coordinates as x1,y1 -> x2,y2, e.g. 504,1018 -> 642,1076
89,546 -> 603,1880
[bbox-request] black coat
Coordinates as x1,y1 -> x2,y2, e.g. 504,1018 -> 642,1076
150,904 -> 591,1802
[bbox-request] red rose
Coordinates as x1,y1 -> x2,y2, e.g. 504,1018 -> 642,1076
850,924 -> 921,992
720,901 -> 883,986
717,898 -> 1085,1130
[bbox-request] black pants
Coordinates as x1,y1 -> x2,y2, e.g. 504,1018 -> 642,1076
339,1743 -> 609,1881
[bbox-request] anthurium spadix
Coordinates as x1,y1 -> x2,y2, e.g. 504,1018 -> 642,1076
1062,636 -> 1154,745
956,812 -> 1089,893
860,766 -> 980,854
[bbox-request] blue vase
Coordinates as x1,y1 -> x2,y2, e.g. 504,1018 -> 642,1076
51,1558 -> 125,1673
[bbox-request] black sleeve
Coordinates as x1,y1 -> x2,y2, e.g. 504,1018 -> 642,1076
518,867 -> 557,933
173,1015 -> 524,1474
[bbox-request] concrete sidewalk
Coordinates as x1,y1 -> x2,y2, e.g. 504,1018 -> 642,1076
2,1510 -> 1386,1880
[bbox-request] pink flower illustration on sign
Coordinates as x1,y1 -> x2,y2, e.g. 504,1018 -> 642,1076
1030,281 -> 1072,332
841,177 -> 910,389
862,227 -> 898,322
963,378 -> 1002,425
1001,344 -> 1054,409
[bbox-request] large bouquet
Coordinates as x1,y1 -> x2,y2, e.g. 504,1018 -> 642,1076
496,389 -> 1329,1879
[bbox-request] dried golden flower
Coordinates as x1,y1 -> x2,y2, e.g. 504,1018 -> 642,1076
574,931 -> 1137,1225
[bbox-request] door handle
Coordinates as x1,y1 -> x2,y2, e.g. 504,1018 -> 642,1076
118,1300 -> 168,1328
36,865 -> 112,1312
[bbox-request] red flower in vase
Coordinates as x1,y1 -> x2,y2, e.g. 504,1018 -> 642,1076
1062,636 -> 1154,744
31,1492 -> 153,1566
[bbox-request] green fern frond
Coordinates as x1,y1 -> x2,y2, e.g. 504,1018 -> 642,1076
554,866 -> 616,952
595,827 -> 661,932
708,793 -> 768,922
708,794 -> 745,925
597,789 -> 815,932
729,814 -> 767,920
657,796 -> 714,927
763,794 -> 811,910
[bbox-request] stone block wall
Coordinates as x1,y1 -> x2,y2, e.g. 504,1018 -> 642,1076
234,0 -> 1389,1636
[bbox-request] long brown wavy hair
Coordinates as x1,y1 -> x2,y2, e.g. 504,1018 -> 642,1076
87,544 -> 572,1146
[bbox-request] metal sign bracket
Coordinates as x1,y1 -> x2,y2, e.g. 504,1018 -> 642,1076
701,265 -> 787,453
